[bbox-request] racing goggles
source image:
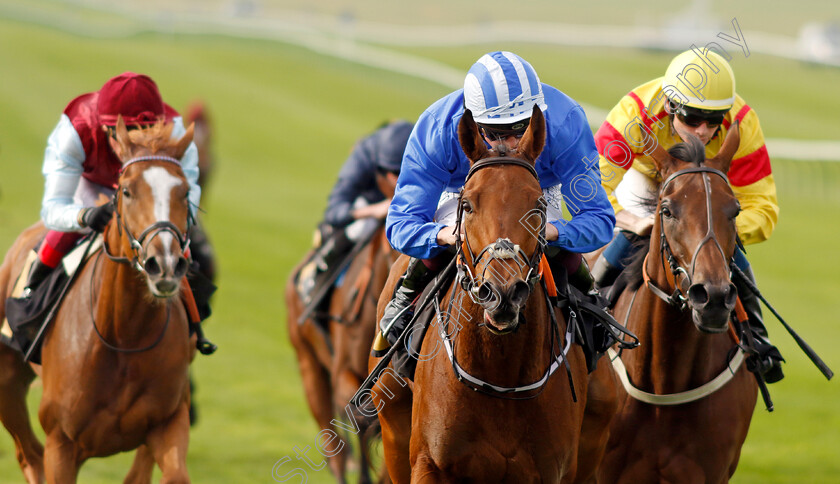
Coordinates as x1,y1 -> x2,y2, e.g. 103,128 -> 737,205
478,119 -> 530,140
671,103 -> 727,128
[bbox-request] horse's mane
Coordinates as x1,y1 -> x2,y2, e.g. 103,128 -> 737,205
668,135 -> 706,167
620,136 -> 706,292
126,121 -> 178,154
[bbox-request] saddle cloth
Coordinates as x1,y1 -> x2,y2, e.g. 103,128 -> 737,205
1,235 -> 102,363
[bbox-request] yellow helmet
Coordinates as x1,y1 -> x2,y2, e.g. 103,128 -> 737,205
662,50 -> 735,111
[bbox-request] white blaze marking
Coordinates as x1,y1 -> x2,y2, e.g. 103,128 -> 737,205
143,166 -> 181,252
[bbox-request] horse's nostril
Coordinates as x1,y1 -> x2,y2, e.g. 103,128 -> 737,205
174,257 -> 189,278
472,282 -> 501,311
475,283 -> 495,304
687,284 -> 709,306
509,281 -> 531,307
144,257 -> 161,276
725,283 -> 738,308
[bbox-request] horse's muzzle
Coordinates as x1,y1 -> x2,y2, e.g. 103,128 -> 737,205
687,281 -> 737,333
477,279 -> 531,334
145,254 -> 189,298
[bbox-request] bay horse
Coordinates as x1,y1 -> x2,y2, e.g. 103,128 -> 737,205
370,107 -> 616,483
0,117 -> 197,483
286,175 -> 399,483
598,125 -> 758,483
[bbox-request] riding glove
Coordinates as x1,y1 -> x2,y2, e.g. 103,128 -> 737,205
79,203 -> 115,232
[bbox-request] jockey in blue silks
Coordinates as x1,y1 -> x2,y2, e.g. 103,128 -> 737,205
377,51 -> 616,350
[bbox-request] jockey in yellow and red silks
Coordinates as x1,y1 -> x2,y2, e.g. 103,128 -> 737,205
592,49 -> 784,383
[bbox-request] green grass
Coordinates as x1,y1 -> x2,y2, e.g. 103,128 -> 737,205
386,44 -> 840,141
0,7 -> 838,484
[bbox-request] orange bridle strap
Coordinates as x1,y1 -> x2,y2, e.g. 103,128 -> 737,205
538,254 -> 557,298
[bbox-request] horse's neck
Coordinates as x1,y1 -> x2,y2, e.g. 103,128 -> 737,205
93,230 -> 169,343
448,285 -> 555,386
631,246 -> 730,393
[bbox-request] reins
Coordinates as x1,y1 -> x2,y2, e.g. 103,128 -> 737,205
438,284 -> 576,399
89,250 -> 172,353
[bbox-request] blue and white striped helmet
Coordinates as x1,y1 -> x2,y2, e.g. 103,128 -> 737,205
464,51 -> 547,124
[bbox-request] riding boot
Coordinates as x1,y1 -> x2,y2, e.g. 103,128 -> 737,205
22,259 -> 54,298
735,265 -> 784,383
569,256 -> 595,294
315,229 -> 352,273
297,229 -> 352,304
591,255 -> 621,290
544,248 -> 594,294
379,257 -> 434,347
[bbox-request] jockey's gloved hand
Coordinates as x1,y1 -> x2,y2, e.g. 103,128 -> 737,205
80,203 -> 115,232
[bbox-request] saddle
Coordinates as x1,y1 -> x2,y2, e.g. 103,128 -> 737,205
295,223 -> 384,330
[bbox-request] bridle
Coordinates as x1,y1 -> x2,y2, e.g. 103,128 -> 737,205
93,154 -> 189,353
454,155 -> 545,307
441,153 -> 576,398
644,165 -> 734,310
103,155 -> 193,273
612,165 -> 753,405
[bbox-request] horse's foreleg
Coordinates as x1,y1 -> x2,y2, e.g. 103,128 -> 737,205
145,402 -> 191,484
371,363 -> 412,484
123,445 -> 155,484
575,363 -> 619,484
293,331 -> 348,482
43,431 -> 80,484
0,344 -> 44,483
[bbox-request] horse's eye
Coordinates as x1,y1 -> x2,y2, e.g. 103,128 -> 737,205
461,199 -> 473,214
122,188 -> 131,199
661,205 -> 673,218
732,202 -> 742,219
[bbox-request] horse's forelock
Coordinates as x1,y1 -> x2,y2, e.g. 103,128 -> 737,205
126,121 -> 178,157
667,136 -> 706,167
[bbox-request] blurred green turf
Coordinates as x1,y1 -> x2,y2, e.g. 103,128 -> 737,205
0,8 -> 838,484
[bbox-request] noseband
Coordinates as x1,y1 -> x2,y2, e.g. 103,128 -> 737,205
104,155 -> 192,273
645,166 -> 732,309
455,156 -> 545,306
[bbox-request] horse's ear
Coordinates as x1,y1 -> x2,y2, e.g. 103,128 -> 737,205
647,136 -> 675,177
517,105 -> 545,164
458,109 -> 488,164
108,115 -> 130,160
173,122 -> 195,160
708,121 -> 740,174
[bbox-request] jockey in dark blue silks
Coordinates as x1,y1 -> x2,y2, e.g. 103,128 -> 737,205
376,51 -> 616,351
296,120 -> 414,306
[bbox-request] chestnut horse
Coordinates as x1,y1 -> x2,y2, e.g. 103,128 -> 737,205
0,117 -> 197,483
286,174 -> 399,483
371,107 -> 616,483
598,126 -> 758,483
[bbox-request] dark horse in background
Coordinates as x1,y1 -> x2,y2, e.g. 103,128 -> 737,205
183,101 -> 218,426
0,117 -> 198,483
598,125 -> 759,483
286,175 -> 399,483
184,101 -> 216,283
371,107 -> 617,483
